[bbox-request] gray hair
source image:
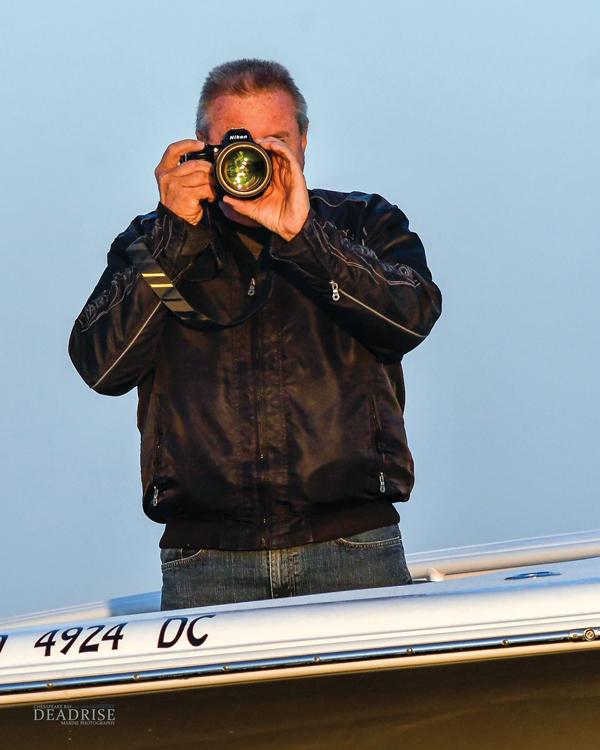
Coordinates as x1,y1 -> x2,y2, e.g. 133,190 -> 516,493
196,59 -> 308,138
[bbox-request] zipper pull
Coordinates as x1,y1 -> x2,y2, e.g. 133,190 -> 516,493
152,486 -> 159,506
379,472 -> 386,493
330,280 -> 340,301
247,278 -> 256,296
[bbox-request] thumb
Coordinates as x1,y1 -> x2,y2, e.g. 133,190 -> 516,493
222,196 -> 259,220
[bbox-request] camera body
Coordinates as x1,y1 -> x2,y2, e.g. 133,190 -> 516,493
180,129 -> 273,200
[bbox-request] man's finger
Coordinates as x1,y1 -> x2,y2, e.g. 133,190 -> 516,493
169,159 -> 213,177
256,137 -> 296,161
175,175 -> 218,194
257,138 -> 304,180
222,195 -> 258,219
165,178 -> 218,200
159,139 -> 206,169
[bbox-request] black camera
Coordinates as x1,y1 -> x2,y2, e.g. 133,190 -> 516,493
180,129 -> 273,200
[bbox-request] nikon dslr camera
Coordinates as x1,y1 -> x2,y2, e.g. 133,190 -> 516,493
180,129 -> 273,200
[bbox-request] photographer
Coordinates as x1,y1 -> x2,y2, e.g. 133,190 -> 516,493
69,59 -> 442,610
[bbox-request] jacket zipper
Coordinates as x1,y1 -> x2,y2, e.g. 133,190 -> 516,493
250,313 -> 267,546
329,280 -> 425,339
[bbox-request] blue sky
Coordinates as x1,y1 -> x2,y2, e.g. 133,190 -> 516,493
2,0 -> 599,616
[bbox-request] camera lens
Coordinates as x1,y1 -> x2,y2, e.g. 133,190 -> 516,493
216,144 -> 272,198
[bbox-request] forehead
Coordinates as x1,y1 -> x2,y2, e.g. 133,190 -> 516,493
206,89 -> 299,140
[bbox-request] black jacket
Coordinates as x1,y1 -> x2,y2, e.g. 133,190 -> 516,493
69,190 -> 442,550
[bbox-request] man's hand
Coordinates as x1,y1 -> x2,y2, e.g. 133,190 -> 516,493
155,140 -> 218,225
222,138 -> 310,242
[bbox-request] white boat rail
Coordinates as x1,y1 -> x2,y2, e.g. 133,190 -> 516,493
1,529 -> 599,629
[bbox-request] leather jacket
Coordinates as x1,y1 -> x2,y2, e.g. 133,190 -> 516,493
69,190 -> 442,550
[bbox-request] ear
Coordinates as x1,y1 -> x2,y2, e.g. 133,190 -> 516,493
196,131 -> 205,143
301,122 -> 309,152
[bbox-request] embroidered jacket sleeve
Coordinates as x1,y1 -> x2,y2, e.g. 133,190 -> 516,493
68,205 -> 212,395
269,191 -> 442,363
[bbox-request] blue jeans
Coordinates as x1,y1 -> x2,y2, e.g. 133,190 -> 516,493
160,524 -> 411,611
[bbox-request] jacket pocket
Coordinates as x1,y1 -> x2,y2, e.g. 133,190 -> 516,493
369,395 -> 387,494
153,394 -> 163,482
369,379 -> 415,499
141,393 -> 168,510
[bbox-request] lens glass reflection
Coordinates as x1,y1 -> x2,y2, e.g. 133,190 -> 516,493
222,147 -> 268,194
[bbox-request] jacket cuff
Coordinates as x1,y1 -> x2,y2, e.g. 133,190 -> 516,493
151,203 -> 213,279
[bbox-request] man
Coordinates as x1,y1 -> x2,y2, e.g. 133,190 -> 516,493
69,59 -> 441,611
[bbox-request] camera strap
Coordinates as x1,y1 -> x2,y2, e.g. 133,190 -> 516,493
126,239 -> 273,331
